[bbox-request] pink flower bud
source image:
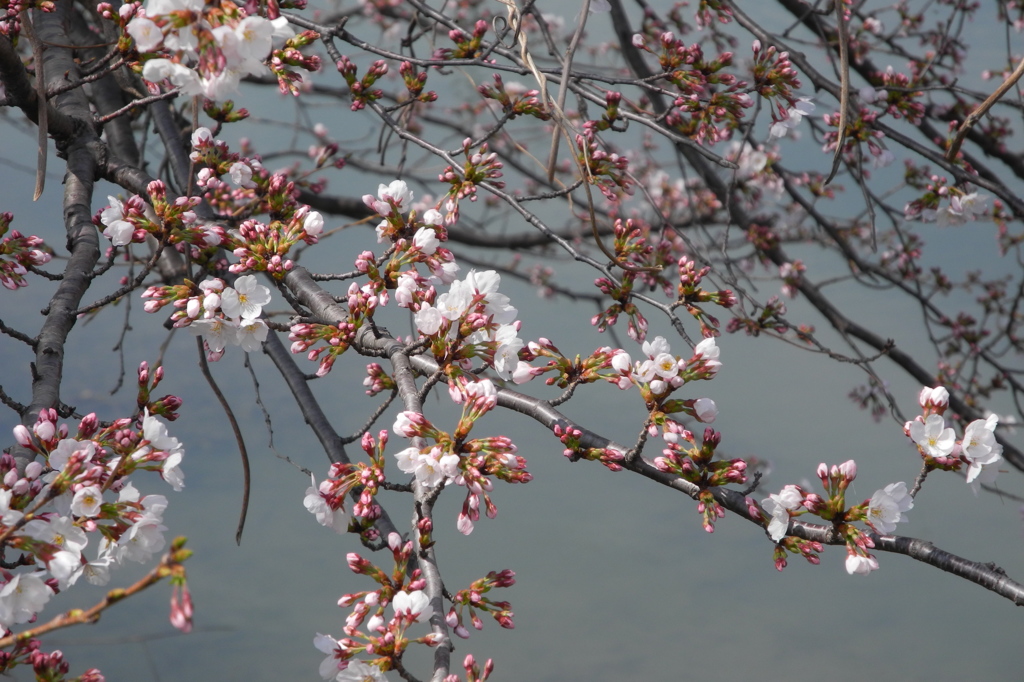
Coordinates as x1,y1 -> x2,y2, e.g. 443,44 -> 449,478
34,420 -> 55,441
13,424 -> 31,446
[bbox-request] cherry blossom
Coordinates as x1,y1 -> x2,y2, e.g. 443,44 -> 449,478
909,415 -> 955,457
71,486 -> 103,518
845,553 -> 880,576
866,482 -> 913,535
221,275 -> 272,320
962,415 -> 1003,484
0,573 -> 54,628
336,660 -> 387,682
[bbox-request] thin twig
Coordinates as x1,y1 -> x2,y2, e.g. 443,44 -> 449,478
195,337 -> 251,545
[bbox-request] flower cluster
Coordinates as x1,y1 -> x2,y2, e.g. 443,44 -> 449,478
445,569 -> 516,639
118,0 -> 306,101
0,213 -> 51,290
391,379 -> 531,536
654,424 -> 746,532
5,405 -> 188,636
762,460 -> 913,575
142,275 -> 271,360
337,56 -> 388,111
769,97 -> 815,138
315,534 -> 439,681
906,385 -> 1004,491
304,432 -> 386,539
477,74 -> 551,121
750,40 -> 801,118
96,180 -> 220,253
607,335 -> 721,409
413,270 -> 522,380
903,173 -> 989,226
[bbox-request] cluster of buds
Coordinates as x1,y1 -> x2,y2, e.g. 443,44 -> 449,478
872,66 -> 925,124
398,60 -> 438,103
288,320 -> 358,377
591,273 -> 649,341
611,218 -> 657,267
553,424 -> 625,472
439,138 -> 505,205
445,569 -> 516,638
655,425 -> 746,531
772,535 -> 824,571
189,128 -> 270,208
456,436 -> 531,534
821,107 -> 889,166
337,56 -> 388,111
677,257 -> 737,336
575,131 -> 633,200
227,218 -> 301,276
751,40 -> 802,119
135,361 -> 182,420
583,91 -> 624,134
513,341 -> 632,389
434,19 -> 488,60
477,74 -> 550,120
363,363 -> 396,396
460,654 -> 495,682
694,0 -> 733,27
0,213 -> 51,290
878,231 -> 923,280
667,87 -> 751,146
725,294 -> 788,336
268,29 -> 322,96
190,128 -> 327,230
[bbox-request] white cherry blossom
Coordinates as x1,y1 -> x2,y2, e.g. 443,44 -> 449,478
866,482 -> 913,534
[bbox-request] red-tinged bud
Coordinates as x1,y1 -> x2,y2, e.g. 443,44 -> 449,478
347,553 -> 367,573
78,413 -> 98,438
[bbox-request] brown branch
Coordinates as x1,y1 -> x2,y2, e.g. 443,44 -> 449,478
0,540 -> 191,649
